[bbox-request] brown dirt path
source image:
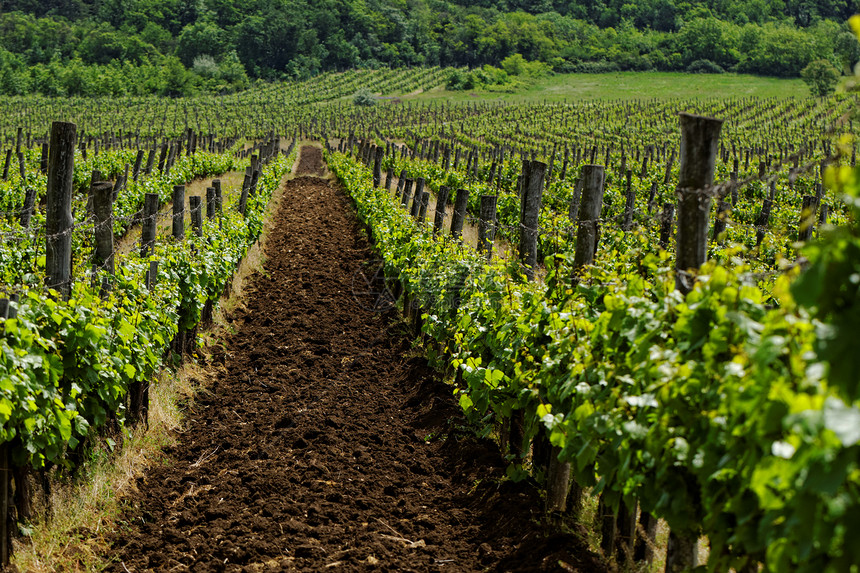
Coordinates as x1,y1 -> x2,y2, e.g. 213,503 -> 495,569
106,147 -> 604,572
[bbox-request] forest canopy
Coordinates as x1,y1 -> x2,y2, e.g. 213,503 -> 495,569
0,0 -> 857,95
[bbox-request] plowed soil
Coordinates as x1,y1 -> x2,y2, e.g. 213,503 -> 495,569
106,146 -> 605,572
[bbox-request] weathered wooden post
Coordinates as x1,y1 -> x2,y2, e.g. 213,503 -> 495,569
157,142 -> 168,172
401,178 -> 414,209
519,160 -> 547,281
46,121 -> 76,300
92,181 -> 114,294
190,196 -> 203,237
384,168 -> 393,191
144,146 -> 156,175
634,512 -> 658,565
622,169 -> 635,231
19,188 -> 36,227
660,203 -> 675,249
172,185 -> 185,239
674,112 -> 723,295
132,149 -> 144,181
411,178 -> 425,218
573,165 -> 606,271
1,149 -> 11,180
450,188 -> 470,239
145,260 -> 159,290
238,166 -> 252,215
477,195 -> 498,260
373,145 -> 384,188
755,197 -> 772,248
418,190 -> 430,223
206,186 -> 216,219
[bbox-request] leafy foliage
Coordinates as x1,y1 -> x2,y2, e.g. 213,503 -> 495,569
0,146 -> 295,472
330,138 -> 860,571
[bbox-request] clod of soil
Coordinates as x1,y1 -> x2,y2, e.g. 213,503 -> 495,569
105,147 -> 605,573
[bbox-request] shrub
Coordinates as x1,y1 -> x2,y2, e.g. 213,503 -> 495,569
353,86 -> 376,106
686,59 -> 725,73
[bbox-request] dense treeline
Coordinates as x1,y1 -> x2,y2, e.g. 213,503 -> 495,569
0,0 -> 857,95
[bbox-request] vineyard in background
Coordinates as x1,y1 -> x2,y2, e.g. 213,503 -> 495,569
0,66 -> 857,571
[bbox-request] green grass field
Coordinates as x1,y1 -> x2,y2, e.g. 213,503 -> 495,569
405,71 -> 810,102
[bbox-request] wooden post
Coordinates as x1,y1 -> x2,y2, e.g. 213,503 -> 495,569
1,149 -> 10,180
46,121 -> 76,300
616,500 -> 636,567
477,195 -> 498,260
647,181 -> 658,213
172,185 -> 185,239
190,196 -> 203,237
19,188 -> 36,227
675,113 -> 723,294
755,197 -> 772,247
598,495 -> 617,560
401,178 -> 414,208
91,181 -> 114,293
112,170 -> 126,203
622,169 -> 635,231
434,186 -> 450,234
519,160 -> 547,281
238,167 -> 252,215
665,530 -> 698,573
145,260 -> 158,290
573,165 -> 605,270
373,146 -> 384,188
712,200 -> 731,241
132,149 -> 144,181
663,147 -> 675,185
659,203 -> 675,249
140,193 -> 158,257
798,195 -> 817,242
384,167 -> 393,191
157,143 -> 168,172
206,186 -> 216,219
396,169 -> 407,196
144,146 -> 156,175
546,447 -> 571,513
633,512 -> 658,565
411,178 -> 425,218
418,190 -> 430,223
450,188 -> 470,239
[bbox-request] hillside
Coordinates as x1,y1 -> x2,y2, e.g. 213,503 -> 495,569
0,0 -> 857,96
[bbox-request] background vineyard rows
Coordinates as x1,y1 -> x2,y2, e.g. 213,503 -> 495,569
0,68 -> 858,571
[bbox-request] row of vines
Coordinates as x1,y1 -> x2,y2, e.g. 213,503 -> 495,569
0,119 -> 296,562
324,90 -> 860,571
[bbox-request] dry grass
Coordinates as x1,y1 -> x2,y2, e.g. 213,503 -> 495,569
116,171 -> 246,257
11,151 -> 300,573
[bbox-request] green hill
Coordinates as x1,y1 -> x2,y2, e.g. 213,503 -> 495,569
0,0 -> 857,96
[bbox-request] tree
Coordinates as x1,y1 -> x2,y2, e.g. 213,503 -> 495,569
801,59 -> 840,96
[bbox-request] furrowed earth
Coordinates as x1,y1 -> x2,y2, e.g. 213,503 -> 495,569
105,147 -> 604,573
